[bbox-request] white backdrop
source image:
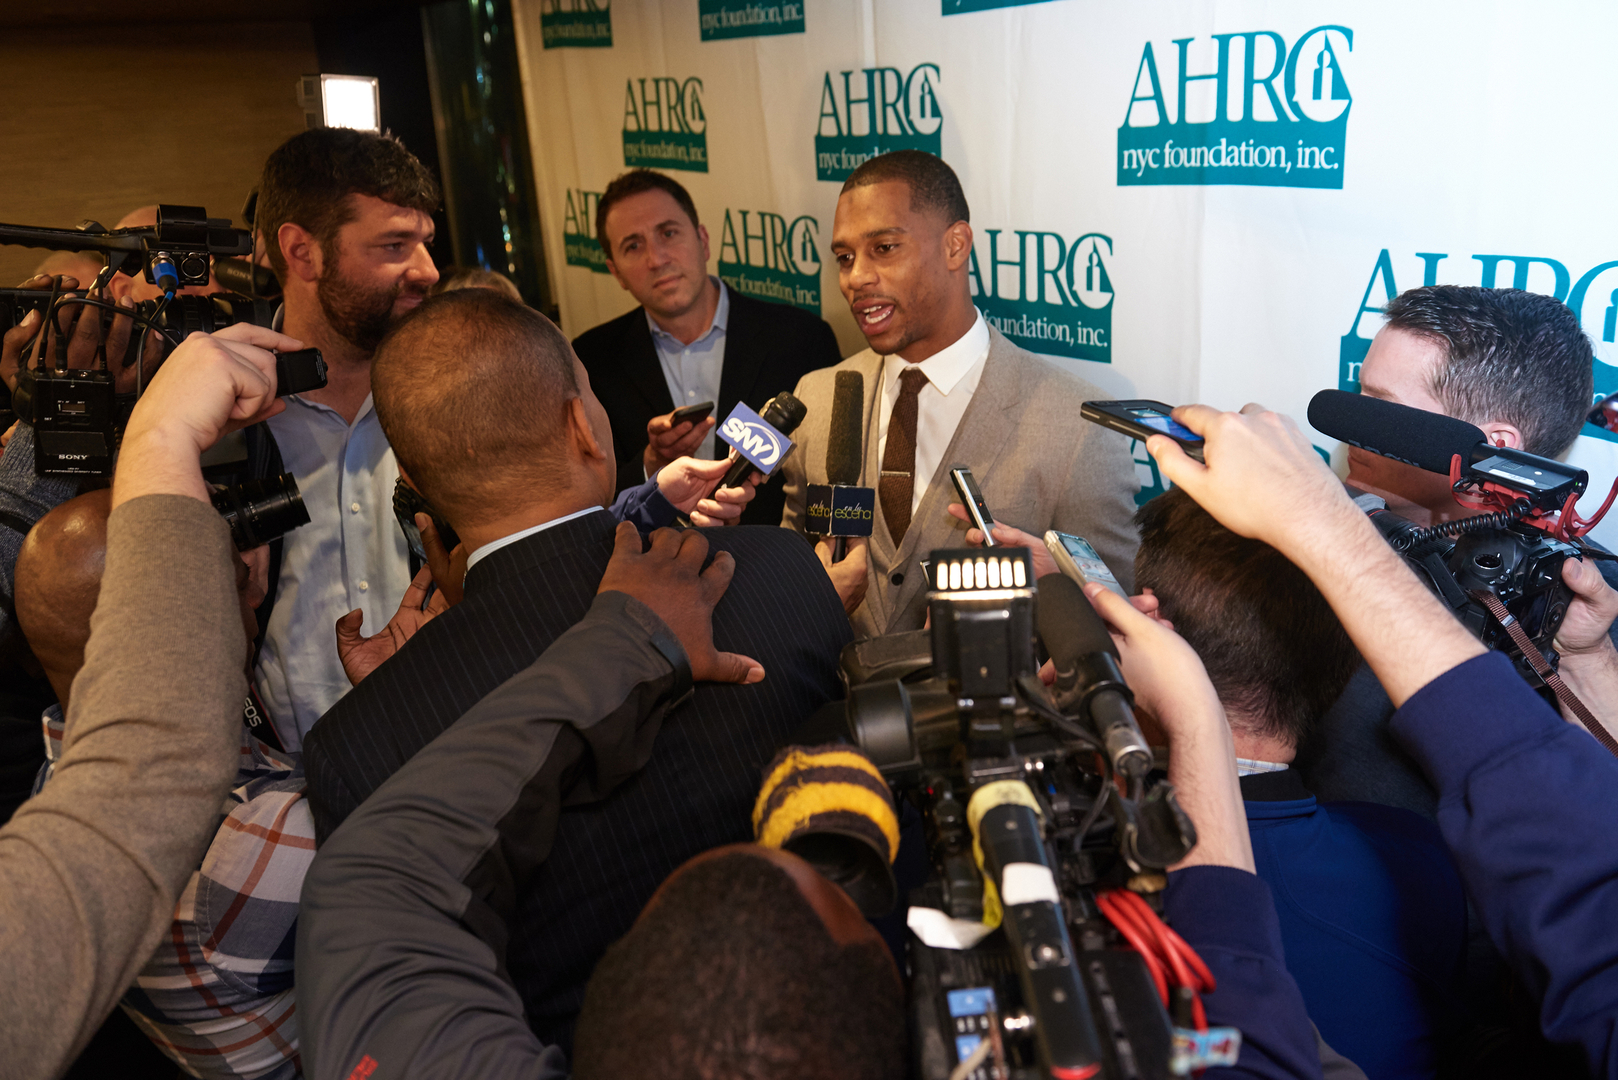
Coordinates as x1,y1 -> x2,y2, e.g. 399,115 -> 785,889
513,0 -> 1618,541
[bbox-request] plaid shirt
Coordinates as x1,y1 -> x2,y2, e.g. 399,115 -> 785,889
39,705 -> 314,1079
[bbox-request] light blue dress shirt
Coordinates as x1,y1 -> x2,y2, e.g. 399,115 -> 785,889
255,394 -> 410,747
647,278 -> 729,461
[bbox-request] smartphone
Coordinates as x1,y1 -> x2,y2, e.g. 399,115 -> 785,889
1043,530 -> 1128,598
1080,399 -> 1205,462
949,466 -> 996,546
670,399 -> 715,426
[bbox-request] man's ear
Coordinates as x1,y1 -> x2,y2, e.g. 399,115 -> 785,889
1478,420 -> 1524,451
279,222 -> 323,284
567,396 -> 608,462
397,462 -> 421,495
943,220 -> 974,272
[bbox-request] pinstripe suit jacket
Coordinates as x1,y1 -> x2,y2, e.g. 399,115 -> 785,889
301,509 -> 851,1051
781,327 -> 1141,639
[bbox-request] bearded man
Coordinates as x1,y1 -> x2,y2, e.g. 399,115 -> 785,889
251,128 -> 444,742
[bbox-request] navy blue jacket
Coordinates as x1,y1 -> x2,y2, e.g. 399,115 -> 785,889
608,474 -> 677,534
1242,769 -> 1468,1078
1392,650 -> 1618,1076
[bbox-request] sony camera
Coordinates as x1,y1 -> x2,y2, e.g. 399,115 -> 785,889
836,548 -> 1202,1080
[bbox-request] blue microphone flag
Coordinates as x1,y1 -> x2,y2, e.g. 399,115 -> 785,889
717,401 -> 795,476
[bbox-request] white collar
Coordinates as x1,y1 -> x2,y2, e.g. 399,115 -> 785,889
883,310 -> 989,396
464,506 -> 602,573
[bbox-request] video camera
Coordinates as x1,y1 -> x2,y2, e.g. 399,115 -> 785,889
0,206 -> 324,476
836,548 -> 1218,1079
1308,390 -> 1613,684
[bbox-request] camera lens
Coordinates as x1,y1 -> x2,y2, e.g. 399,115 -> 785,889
210,473 -> 311,551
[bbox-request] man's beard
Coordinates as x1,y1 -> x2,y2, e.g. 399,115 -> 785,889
317,261 -> 412,353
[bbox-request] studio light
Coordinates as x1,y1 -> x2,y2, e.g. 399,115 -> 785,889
296,74 -> 381,132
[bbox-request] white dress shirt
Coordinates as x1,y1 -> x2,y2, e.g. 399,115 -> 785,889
876,311 -> 991,514
647,278 -> 730,462
463,506 -> 603,573
255,394 -> 410,747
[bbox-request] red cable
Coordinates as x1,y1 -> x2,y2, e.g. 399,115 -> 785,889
1095,892 -> 1169,1004
1098,889 -> 1216,1031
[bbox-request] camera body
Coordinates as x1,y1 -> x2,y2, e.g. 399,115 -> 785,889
1365,499 -> 1577,678
843,549 -> 1185,1080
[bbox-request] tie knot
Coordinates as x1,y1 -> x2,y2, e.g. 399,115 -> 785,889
898,366 -> 929,395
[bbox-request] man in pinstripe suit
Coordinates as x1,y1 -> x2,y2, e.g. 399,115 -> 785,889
301,289 -> 852,1052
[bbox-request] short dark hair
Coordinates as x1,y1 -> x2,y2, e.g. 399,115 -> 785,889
256,128 -> 440,280
371,289 -> 577,524
595,169 -> 700,255
1381,286 -> 1593,457
1134,488 -> 1360,747
841,150 -> 969,225
572,850 -> 905,1080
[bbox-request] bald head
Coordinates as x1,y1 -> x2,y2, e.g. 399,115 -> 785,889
371,289 -> 585,526
15,490 -> 113,709
115,205 -> 160,229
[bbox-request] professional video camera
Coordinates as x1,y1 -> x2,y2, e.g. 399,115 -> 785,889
1310,390 -> 1618,699
0,206 -> 322,476
836,547 -> 1230,1079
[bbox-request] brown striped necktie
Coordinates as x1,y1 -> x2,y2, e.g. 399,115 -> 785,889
879,366 -> 929,544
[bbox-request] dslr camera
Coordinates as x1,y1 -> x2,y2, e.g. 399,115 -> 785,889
835,548 -> 1209,1080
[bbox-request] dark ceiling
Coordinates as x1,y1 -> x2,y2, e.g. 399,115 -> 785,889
0,0 -> 431,28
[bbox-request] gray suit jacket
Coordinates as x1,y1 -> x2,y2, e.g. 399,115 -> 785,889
782,326 -> 1141,639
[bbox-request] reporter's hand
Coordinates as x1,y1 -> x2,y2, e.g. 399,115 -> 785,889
597,521 -> 764,684
1556,556 -> 1618,658
644,409 -> 716,476
945,503 -> 1061,579
655,456 -> 760,526
1150,404 -> 1360,556
418,513 -> 467,606
336,564 -> 454,686
1083,582 -> 1253,873
112,323 -> 304,508
816,535 -> 869,616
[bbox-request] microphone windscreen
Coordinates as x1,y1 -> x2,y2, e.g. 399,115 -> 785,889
1308,389 -> 1485,474
827,371 -> 864,486
1036,572 -> 1117,663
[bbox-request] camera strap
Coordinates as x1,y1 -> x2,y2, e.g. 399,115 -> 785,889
1470,590 -> 1618,760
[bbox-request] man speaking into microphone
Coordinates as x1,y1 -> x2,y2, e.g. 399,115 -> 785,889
780,151 -> 1139,637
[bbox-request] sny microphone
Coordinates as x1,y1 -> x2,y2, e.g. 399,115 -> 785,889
1036,573 -> 1152,781
718,391 -> 807,490
807,370 -> 876,542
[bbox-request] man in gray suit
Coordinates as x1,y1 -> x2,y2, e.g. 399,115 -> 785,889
781,150 -> 1140,639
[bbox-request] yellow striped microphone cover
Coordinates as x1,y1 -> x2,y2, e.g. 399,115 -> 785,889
753,744 -> 901,917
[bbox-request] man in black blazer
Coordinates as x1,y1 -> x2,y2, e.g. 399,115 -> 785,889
301,289 -> 852,1052
572,169 -> 842,527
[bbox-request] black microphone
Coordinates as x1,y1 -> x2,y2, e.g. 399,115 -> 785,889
1307,389 -> 1487,474
719,390 -> 808,491
809,371 -> 876,547
1036,573 -> 1151,780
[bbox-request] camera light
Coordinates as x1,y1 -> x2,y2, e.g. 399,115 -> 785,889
296,74 -> 381,133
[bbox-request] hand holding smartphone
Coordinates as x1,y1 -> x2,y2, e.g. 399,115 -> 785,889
1079,399 -> 1204,462
948,466 -> 996,546
1043,530 -> 1129,598
669,399 -> 715,427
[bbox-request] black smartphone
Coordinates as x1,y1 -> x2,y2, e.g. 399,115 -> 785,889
1079,399 -> 1205,462
948,466 -> 996,546
670,399 -> 714,426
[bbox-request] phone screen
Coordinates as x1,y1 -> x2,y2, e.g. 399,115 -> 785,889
1128,407 -> 1200,442
1058,534 -> 1115,580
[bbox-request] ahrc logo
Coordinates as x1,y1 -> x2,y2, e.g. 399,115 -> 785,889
1117,26 -> 1352,189
968,228 -> 1113,363
717,209 -> 822,314
541,0 -> 611,49
563,188 -> 607,273
815,63 -> 942,181
622,77 -> 707,172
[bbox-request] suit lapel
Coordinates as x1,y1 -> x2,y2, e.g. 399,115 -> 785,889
715,294 -> 766,411
886,329 -> 1028,621
623,312 -> 676,417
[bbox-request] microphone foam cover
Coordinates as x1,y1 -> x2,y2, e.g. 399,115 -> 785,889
1307,389 -> 1485,475
827,371 -> 865,486
1036,573 -> 1117,664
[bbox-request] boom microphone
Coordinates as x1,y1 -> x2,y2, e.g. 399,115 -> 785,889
808,371 -> 876,542
1036,573 -> 1152,781
1307,389 -> 1488,474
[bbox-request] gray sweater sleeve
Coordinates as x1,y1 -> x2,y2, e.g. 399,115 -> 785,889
296,591 -> 690,1080
0,494 -> 246,1076
0,421 -> 82,640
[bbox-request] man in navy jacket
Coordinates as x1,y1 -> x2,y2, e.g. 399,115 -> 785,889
1148,401 -> 1618,1078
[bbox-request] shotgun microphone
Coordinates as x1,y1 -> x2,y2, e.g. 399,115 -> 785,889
809,371 -> 876,547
